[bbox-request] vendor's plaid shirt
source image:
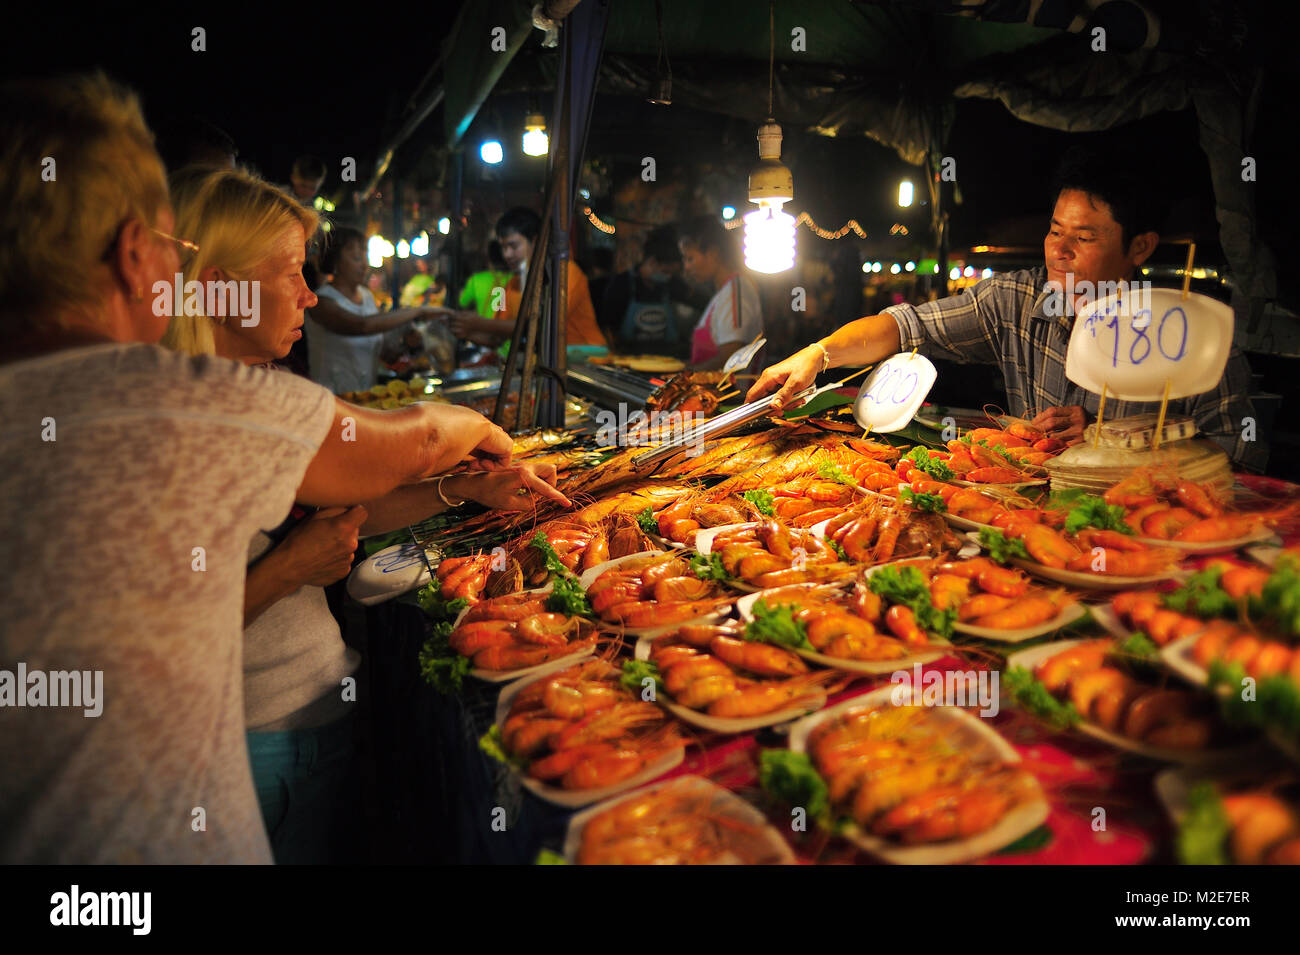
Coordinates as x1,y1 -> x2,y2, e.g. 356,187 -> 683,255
884,268 -> 1264,471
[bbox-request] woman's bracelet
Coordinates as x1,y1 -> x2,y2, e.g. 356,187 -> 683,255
435,475 -> 466,507
812,341 -> 831,373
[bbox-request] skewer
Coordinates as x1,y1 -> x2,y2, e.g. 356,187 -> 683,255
1181,243 -> 1196,300
1152,378 -> 1172,450
832,365 -> 873,389
1093,382 -> 1107,448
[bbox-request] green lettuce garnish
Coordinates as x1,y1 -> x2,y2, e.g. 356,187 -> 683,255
620,659 -> 664,695
905,446 -> 954,481
691,552 -> 729,582
742,489 -> 776,516
744,599 -> 813,649
759,750 -> 830,826
1003,666 -> 1080,730
1177,782 -> 1230,865
866,564 -> 955,638
978,527 -> 1031,565
1164,566 -> 1236,618
900,486 -> 947,513
636,506 -> 658,534
1058,493 -> 1133,536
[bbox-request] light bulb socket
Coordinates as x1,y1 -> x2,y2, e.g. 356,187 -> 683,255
523,111 -> 546,131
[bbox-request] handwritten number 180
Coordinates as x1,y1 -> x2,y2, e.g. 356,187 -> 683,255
1108,306 -> 1188,368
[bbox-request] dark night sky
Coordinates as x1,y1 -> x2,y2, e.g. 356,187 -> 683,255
2,2 -> 1291,281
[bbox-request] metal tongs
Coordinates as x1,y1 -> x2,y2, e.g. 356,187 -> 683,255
630,378 -> 833,471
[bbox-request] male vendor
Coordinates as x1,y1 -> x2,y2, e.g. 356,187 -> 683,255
748,150 -> 1263,470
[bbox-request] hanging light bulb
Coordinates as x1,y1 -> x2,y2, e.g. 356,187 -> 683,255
411,232 -> 430,257
898,180 -> 914,208
480,140 -> 504,165
745,121 -> 795,274
396,239 -> 410,259
522,111 -> 549,157
437,217 -> 451,235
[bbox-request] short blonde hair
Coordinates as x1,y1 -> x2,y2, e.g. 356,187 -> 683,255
161,166 -> 319,356
0,73 -> 168,332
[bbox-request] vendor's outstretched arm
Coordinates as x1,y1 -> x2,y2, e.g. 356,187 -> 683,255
746,312 -> 902,407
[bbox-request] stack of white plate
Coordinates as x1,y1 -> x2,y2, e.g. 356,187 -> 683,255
1045,438 -> 1232,495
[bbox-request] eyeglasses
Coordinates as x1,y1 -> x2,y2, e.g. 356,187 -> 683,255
101,221 -> 200,265
149,226 -> 201,263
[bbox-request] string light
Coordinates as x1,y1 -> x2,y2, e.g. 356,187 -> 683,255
583,206 -> 615,234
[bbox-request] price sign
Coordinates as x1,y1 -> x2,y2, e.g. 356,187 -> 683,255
1066,287 -> 1233,401
853,352 -> 937,432
347,542 -> 432,606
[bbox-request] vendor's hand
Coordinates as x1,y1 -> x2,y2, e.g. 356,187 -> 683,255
746,344 -> 824,409
1032,405 -> 1089,445
273,506 -> 368,588
453,463 -> 570,511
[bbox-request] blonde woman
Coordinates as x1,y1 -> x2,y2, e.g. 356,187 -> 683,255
0,74 -> 527,864
161,166 -> 566,863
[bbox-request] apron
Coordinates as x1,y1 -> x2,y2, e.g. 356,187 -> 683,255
618,274 -> 677,348
690,275 -> 744,367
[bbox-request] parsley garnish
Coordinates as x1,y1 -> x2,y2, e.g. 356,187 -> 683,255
742,489 -> 776,516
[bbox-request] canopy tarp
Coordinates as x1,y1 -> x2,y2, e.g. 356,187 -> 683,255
433,0 -> 1276,314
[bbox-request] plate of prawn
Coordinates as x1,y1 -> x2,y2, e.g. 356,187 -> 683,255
564,775 -> 796,865
963,531 -> 1186,591
448,590 -> 601,683
695,521 -> 862,593
787,688 -> 1050,864
580,550 -> 734,637
734,585 -> 951,674
492,657 -> 686,808
1006,638 -> 1250,763
634,623 -> 838,733
919,555 -> 1089,643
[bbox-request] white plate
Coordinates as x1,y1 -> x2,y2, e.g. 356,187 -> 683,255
1245,544 -> 1285,568
577,550 -> 669,589
964,532 -> 1187,590
563,775 -> 795,864
348,542 -> 434,605
1160,633 -> 1209,687
1131,526 -> 1276,554
787,687 -> 1049,864
941,512 -> 997,534
733,588 -> 949,673
952,601 -> 1089,644
634,635 -> 828,733
579,549 -> 731,636
693,522 -> 762,557
951,478 -> 1047,490
492,661 -> 684,808
446,587 -> 596,683
1006,639 -> 1235,764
